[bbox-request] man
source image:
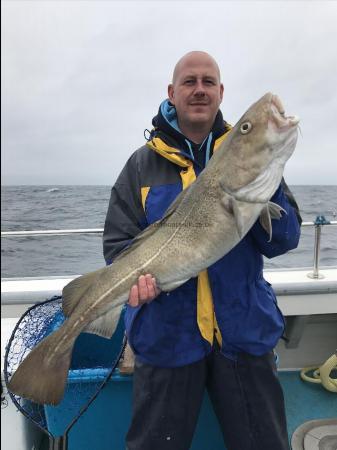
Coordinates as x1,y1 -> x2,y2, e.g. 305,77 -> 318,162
103,51 -> 301,450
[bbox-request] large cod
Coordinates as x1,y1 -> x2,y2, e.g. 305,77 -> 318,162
8,92 -> 299,405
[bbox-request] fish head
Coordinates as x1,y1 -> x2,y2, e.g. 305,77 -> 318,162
216,92 -> 299,203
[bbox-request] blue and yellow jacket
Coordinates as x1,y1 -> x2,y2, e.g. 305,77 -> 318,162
103,100 -> 302,366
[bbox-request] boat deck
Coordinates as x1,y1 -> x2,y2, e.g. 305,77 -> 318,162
279,371 -> 337,439
32,370 -> 337,450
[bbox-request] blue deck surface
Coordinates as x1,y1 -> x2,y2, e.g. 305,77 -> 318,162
44,370 -> 336,450
279,371 -> 337,439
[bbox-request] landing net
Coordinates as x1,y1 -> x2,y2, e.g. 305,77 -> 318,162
4,295 -> 126,441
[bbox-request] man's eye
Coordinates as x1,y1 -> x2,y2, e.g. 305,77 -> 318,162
184,80 -> 194,85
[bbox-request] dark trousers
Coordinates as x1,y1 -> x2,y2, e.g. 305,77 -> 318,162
126,346 -> 290,450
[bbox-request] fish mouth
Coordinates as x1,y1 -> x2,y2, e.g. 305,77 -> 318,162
270,94 -> 300,129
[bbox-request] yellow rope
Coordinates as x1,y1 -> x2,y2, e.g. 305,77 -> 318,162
300,352 -> 337,393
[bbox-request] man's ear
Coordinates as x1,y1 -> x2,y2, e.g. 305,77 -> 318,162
220,83 -> 224,102
168,84 -> 175,104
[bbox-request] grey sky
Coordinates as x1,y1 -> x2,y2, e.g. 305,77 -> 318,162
2,0 -> 337,185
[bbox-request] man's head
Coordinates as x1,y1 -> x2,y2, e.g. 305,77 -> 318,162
168,51 -> 224,139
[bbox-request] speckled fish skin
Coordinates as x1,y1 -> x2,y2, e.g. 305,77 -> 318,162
8,92 -> 299,405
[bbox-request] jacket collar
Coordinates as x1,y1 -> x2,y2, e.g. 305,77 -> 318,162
147,99 -> 231,168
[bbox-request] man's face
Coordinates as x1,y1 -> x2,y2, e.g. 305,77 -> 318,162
168,54 -> 224,132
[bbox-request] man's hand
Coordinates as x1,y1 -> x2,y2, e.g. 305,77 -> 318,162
128,274 -> 161,307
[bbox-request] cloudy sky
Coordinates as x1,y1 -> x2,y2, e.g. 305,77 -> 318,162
2,0 -> 337,185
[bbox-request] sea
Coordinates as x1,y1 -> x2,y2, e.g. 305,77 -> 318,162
1,185 -> 337,278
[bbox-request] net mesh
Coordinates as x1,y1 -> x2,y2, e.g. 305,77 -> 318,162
4,295 -> 126,438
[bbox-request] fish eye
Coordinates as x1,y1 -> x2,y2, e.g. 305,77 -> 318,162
240,122 -> 252,134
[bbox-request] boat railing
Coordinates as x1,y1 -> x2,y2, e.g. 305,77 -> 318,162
1,218 -> 337,281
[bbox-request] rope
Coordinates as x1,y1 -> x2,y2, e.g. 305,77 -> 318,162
300,352 -> 337,393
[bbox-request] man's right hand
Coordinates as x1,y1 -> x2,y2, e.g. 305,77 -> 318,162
128,274 -> 161,307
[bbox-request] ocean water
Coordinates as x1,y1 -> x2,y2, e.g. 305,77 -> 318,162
1,185 -> 337,278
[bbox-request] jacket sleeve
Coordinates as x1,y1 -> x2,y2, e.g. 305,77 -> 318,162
250,178 -> 302,258
103,152 -> 147,265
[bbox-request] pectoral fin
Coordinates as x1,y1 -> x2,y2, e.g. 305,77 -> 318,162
223,197 -> 251,238
259,202 -> 287,242
268,201 -> 287,219
220,196 -> 248,238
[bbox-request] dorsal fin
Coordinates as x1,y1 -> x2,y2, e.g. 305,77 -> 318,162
113,185 -> 191,262
62,267 -> 107,317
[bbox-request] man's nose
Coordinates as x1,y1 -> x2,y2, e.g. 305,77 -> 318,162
194,80 -> 206,96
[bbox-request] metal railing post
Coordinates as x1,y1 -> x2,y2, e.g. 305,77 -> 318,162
307,215 -> 330,279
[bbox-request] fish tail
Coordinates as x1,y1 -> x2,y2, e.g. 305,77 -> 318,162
8,328 -> 77,406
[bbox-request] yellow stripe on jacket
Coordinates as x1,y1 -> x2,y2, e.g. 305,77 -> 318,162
144,131 -> 232,345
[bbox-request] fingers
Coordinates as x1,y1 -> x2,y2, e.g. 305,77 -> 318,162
147,275 -> 161,298
145,274 -> 156,300
128,274 -> 161,307
152,277 -> 161,297
138,274 -> 150,302
128,285 -> 139,307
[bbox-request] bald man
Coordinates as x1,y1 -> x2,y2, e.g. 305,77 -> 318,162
103,51 -> 300,449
